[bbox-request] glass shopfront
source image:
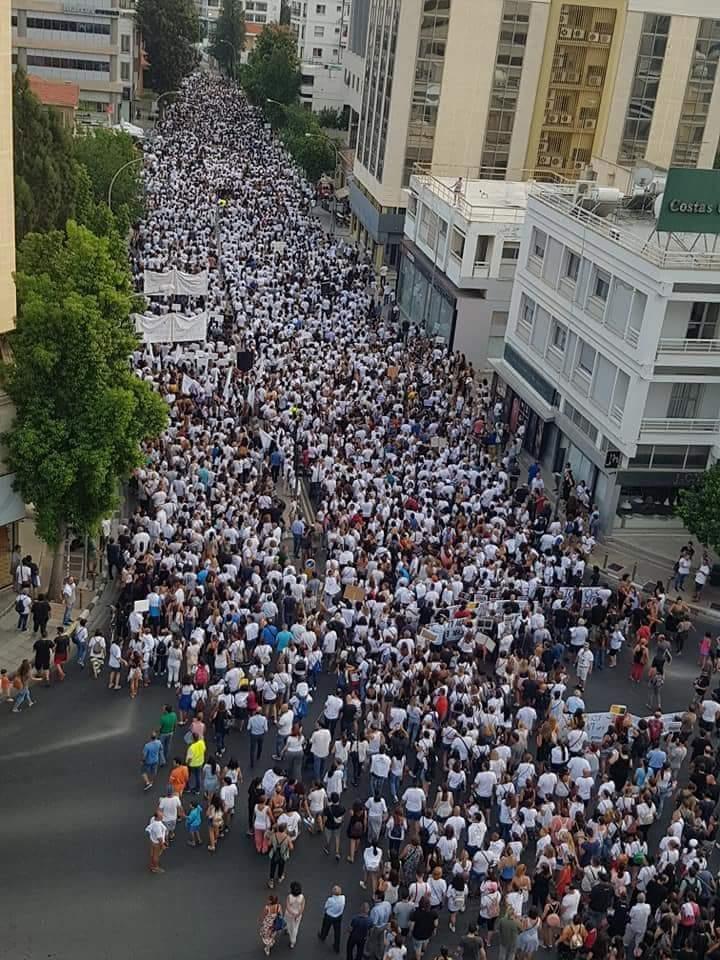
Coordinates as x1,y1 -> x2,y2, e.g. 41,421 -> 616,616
397,248 -> 456,346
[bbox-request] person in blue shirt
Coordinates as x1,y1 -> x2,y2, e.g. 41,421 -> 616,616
142,730 -> 165,790
346,904 -> 370,960
270,448 -> 284,483
276,627 -> 293,653
647,745 -> 667,774
186,801 -> 203,847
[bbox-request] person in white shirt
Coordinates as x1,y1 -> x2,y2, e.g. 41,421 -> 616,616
323,691 -> 343,737
310,723 -> 332,780
107,639 -> 124,691
158,785 -> 185,839
145,810 -> 168,873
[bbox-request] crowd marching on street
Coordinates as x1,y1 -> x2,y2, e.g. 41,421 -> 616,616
8,74 -> 720,960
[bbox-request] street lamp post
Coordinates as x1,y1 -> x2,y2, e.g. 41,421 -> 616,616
304,132 -> 340,235
154,89 -> 180,115
107,156 -> 144,211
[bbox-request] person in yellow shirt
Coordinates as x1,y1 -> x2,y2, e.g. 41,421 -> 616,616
186,732 -> 206,794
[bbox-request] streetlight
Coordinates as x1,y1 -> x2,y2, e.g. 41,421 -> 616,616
215,38 -> 237,78
305,132 -> 341,235
154,89 -> 180,114
107,156 -> 143,210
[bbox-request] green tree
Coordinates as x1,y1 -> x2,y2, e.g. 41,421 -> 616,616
136,0 -> 200,93
280,105 -> 336,181
242,24 -> 300,107
210,0 -> 245,79
73,127 -> 143,236
1,222 -> 167,598
13,69 -> 80,241
676,465 -> 720,553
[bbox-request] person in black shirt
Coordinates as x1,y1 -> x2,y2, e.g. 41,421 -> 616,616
323,792 -> 346,859
31,593 -> 51,638
345,904 -> 369,960
408,898 -> 438,960
460,924 -> 486,960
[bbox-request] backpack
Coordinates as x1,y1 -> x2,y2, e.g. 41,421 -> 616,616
156,640 -> 167,657
15,597 -> 24,614
92,639 -> 104,656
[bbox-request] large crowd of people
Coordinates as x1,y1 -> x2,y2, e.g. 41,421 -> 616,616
12,74 -> 720,960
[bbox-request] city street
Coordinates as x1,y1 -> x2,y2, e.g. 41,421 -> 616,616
0,614 -> 709,960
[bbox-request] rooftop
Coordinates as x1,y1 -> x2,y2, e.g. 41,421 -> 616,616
530,182 -> 720,271
409,174 -> 529,224
28,75 -> 79,110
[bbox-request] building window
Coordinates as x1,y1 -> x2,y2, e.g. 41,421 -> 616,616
672,19 -> 720,167
316,2 -> 326,10
501,242 -> 519,260
563,400 -> 598,443
121,34 -> 131,53
668,382 -> 702,418
26,54 -> 109,73
450,228 -> 466,260
314,25 -> 325,36
551,320 -> 567,352
531,228 -> 546,260
120,61 -> 130,80
475,235 -> 490,263
312,47 -> 323,57
577,340 -> 596,377
517,294 -> 535,339
480,0 -> 531,178
687,301 -> 719,340
565,250 -> 580,281
407,194 -> 417,218
592,269 -> 610,302
619,13 -> 671,163
26,16 -> 111,35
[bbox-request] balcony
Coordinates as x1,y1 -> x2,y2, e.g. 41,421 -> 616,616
657,338 -> 720,355
639,417 -> 720,438
472,260 -> 490,278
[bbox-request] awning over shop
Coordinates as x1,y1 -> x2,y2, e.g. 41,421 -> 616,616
0,474 -> 26,527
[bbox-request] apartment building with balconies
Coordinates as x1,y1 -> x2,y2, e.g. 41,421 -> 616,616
490,176 -> 720,531
398,174 -> 529,366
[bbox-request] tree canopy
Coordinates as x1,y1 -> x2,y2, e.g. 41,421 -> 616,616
242,24 -> 301,107
210,0 -> 245,79
13,69 -> 79,241
280,104 -> 337,182
676,465 -> 720,554
136,0 -> 200,93
1,222 -> 167,555
73,127 -> 143,231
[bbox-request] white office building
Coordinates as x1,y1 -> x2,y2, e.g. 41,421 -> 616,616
12,0 -> 136,123
196,0 -> 281,36
490,174 -> 720,532
292,0 -> 350,112
399,174 -> 528,367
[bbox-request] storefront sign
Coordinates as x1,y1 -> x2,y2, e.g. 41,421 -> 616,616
657,168 -> 720,234
503,343 -> 559,408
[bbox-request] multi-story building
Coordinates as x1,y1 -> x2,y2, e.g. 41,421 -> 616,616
12,0 -> 136,124
489,173 -> 720,533
351,0 -> 720,270
292,0 -> 350,111
399,173 -> 528,366
1,8 -> 28,585
196,0 -> 281,37
342,0 -> 367,143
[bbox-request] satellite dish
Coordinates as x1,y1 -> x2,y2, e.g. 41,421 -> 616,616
654,192 -> 664,219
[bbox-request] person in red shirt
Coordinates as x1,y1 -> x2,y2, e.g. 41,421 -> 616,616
434,689 -> 449,723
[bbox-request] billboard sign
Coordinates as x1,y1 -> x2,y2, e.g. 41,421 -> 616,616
657,168 -> 720,234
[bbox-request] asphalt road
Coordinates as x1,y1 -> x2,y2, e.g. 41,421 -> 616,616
0,608 -> 712,960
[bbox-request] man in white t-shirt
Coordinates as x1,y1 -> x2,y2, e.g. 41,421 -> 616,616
310,723 -> 332,780
158,786 -> 184,839
323,691 -> 343,737
273,703 -> 294,759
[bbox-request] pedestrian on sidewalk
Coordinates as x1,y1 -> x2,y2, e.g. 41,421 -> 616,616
145,809 -> 168,874
10,659 -> 35,713
673,551 -> 691,592
73,618 -> 89,669
31,593 -> 50,638
62,576 -> 76,626
53,626 -> 69,681
15,588 -> 31,631
694,555 -> 711,601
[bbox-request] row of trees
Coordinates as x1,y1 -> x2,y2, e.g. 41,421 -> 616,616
7,72 -> 166,596
135,0 -> 200,94
242,25 -> 337,181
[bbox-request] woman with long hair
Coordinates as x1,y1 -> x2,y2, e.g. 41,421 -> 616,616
284,881 -> 305,949
258,893 -> 283,957
10,659 -> 34,713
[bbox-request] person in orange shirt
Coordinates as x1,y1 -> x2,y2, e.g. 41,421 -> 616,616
169,757 -> 189,797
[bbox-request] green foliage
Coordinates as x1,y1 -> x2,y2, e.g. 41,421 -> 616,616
73,128 -> 143,232
1,222 -> 167,545
317,105 -> 349,129
676,465 -> 720,553
136,0 -> 200,93
210,0 -> 245,79
13,69 -> 80,241
280,105 -> 336,181
242,24 -> 300,107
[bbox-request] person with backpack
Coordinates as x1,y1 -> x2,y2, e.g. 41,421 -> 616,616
88,631 -> 106,679
15,588 -> 31,632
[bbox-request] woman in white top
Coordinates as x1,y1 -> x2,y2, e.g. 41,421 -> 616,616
107,641 -> 124,691
284,880 -> 306,949
361,842 -> 383,895
427,865 -> 447,909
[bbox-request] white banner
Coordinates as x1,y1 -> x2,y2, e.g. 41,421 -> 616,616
143,268 -> 209,297
143,270 -> 175,296
133,312 -> 207,344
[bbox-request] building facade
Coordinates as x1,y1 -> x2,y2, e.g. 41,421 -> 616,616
399,174 -> 528,366
291,0 -> 351,111
489,178 -> 720,533
1,7 -> 29,585
350,0 -> 720,270
12,0 -> 136,124
196,0 -> 281,37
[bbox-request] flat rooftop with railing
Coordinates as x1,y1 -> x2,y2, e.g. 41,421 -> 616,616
409,174 -> 530,224
530,182 -> 720,271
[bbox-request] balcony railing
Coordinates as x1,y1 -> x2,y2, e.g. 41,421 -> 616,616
657,338 -> 720,355
640,418 -> 720,433
472,261 -> 490,278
